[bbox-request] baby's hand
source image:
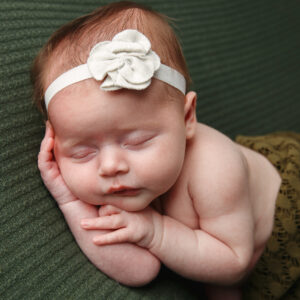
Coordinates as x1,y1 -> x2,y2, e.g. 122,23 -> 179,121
38,121 -> 78,206
81,205 -> 162,249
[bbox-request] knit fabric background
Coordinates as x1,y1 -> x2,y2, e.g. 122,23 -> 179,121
1,0 -> 300,299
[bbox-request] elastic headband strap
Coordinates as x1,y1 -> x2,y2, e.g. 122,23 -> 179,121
45,65 -> 90,109
45,63 -> 186,110
44,29 -> 186,110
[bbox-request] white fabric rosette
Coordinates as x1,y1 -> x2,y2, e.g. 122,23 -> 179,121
87,29 -> 161,91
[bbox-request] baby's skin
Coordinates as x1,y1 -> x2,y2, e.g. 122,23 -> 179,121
39,78 -> 281,296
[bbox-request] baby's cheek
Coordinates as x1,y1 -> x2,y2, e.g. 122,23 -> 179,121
59,163 -> 90,198
141,149 -> 184,192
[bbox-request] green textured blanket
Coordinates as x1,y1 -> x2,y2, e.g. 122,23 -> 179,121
1,0 -> 300,299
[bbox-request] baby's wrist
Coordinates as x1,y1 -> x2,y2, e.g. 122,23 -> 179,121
58,197 -> 80,208
52,191 -> 80,208
147,211 -> 164,252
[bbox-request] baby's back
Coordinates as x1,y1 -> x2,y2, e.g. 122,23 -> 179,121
163,123 -> 281,273
237,141 -> 281,270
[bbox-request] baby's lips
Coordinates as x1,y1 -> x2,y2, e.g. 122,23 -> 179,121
106,186 -> 141,196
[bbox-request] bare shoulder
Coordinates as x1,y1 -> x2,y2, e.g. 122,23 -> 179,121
186,123 -> 250,218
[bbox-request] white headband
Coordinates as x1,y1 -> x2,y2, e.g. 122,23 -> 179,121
44,29 -> 186,110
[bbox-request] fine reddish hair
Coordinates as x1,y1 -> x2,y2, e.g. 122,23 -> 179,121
31,1 -> 192,117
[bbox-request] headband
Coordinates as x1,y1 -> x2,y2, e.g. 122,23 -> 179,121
44,29 -> 186,110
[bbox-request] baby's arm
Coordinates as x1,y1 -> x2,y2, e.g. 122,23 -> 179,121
83,200 -> 253,285
38,123 -> 161,286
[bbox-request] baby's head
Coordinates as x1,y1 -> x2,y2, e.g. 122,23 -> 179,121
31,0 -> 192,116
32,1 -> 197,211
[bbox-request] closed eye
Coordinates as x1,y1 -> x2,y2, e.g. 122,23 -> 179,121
71,148 -> 96,161
123,133 -> 155,149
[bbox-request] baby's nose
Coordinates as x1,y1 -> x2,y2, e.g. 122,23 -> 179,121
98,147 -> 129,177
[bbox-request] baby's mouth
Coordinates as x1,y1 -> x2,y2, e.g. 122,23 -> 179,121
107,186 -> 140,196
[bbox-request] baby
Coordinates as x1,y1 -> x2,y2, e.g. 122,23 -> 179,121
32,1 -> 300,299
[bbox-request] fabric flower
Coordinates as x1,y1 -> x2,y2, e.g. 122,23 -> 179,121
87,29 -> 161,91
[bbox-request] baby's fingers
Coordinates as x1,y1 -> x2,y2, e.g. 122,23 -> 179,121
40,121 -> 54,152
93,229 -> 129,245
81,215 -> 125,230
98,205 -> 122,217
38,148 -> 53,168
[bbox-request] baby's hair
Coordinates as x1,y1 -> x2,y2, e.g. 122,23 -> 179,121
31,1 -> 191,117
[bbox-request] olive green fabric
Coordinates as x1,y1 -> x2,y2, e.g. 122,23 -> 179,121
236,133 -> 300,300
1,0 -> 300,299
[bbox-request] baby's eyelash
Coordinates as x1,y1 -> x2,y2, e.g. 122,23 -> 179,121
72,152 -> 89,158
123,134 -> 154,148
127,136 -> 150,145
71,148 -> 96,160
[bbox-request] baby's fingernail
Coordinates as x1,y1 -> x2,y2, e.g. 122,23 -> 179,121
93,237 -> 101,244
81,220 -> 90,228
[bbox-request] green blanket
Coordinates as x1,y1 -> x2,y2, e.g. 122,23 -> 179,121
1,0 -> 300,299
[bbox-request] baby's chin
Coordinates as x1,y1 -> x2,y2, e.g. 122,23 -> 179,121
75,188 -> 157,211
100,195 -> 155,212
104,200 -> 151,212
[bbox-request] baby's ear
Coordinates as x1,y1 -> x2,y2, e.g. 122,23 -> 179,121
184,91 -> 197,139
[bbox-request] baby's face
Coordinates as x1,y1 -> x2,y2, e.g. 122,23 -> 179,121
49,79 -> 188,211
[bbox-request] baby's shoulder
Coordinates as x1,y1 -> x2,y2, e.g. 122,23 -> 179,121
186,123 -> 247,171
185,123 -> 250,216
